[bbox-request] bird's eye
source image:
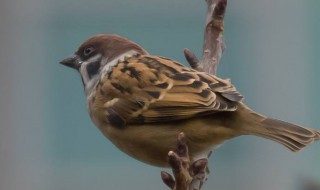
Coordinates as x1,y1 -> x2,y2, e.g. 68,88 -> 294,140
84,47 -> 94,56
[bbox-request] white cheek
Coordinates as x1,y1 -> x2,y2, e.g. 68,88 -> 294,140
87,54 -> 102,62
80,62 -> 89,83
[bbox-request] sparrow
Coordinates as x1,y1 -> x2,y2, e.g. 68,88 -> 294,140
60,34 -> 320,167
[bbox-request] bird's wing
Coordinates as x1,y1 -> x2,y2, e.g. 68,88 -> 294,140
99,55 -> 243,126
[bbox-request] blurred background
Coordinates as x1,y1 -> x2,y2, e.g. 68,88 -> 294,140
0,0 -> 319,189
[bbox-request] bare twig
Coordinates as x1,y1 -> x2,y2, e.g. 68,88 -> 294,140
161,0 -> 228,189
184,0 -> 227,75
184,49 -> 202,72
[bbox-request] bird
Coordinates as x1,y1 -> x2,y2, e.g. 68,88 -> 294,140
60,34 -> 320,167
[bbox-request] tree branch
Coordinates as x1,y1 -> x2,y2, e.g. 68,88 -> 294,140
184,0 -> 227,75
161,0 -> 228,189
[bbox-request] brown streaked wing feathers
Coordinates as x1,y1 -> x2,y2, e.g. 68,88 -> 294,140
100,55 -> 243,124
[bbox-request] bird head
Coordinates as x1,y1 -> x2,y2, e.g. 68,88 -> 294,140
60,34 -> 148,94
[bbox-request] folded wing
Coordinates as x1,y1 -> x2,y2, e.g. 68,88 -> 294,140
99,55 -> 243,125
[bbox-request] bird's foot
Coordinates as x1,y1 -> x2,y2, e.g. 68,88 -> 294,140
161,132 -> 209,190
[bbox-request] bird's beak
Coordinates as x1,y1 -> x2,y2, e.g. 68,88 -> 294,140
59,54 -> 82,70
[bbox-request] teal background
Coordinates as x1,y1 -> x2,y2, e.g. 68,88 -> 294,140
0,0 -> 319,189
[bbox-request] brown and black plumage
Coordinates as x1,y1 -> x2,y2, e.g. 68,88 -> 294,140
60,34 -> 320,167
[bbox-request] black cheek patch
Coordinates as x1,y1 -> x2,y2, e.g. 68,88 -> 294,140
86,61 -> 101,79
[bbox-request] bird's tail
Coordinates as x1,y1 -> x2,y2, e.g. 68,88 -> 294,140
245,116 -> 320,152
258,118 -> 320,151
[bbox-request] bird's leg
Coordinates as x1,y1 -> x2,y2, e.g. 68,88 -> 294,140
161,133 -> 209,190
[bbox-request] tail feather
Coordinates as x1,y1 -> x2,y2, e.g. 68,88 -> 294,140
258,133 -> 304,152
259,118 -> 320,152
237,104 -> 319,152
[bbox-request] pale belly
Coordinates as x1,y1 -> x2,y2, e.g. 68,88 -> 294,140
95,117 -> 238,167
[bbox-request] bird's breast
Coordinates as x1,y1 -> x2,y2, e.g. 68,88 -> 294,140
86,89 -> 241,167
88,111 -> 238,167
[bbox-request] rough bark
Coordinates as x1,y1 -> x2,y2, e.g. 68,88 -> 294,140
184,0 -> 227,75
